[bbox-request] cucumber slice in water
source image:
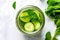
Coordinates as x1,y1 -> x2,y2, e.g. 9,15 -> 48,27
24,22 -> 34,32
20,12 -> 31,22
33,21 -> 41,30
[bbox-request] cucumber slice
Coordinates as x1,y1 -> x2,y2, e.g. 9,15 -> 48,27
24,22 -> 34,32
20,12 -> 31,22
33,21 -> 41,30
35,22 -> 40,30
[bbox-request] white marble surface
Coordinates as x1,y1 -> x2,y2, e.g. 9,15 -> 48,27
0,0 -> 60,40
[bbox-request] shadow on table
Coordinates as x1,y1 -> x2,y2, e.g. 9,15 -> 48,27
40,0 -> 45,2
23,32 -> 44,40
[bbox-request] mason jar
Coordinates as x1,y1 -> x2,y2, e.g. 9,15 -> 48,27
16,5 -> 45,36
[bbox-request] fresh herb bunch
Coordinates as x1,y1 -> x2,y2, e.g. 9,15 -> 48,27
45,0 -> 60,40
46,0 -> 60,19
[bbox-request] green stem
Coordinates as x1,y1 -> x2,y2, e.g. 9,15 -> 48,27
52,28 -> 57,40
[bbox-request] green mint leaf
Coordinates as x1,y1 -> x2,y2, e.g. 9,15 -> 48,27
45,32 -> 51,40
45,5 -> 60,19
47,0 -> 60,5
12,1 -> 16,9
56,19 -> 60,27
52,37 -> 58,40
55,27 -> 60,36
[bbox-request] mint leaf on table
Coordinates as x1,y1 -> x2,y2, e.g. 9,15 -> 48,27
55,27 -> 60,36
52,37 -> 58,40
47,0 -> 60,6
45,32 -> 51,40
54,19 -> 60,28
56,19 -> 60,27
12,1 -> 16,9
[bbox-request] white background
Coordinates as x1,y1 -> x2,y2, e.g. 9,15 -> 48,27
0,0 -> 60,40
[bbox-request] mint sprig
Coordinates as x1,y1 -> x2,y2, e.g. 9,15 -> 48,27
45,0 -> 60,40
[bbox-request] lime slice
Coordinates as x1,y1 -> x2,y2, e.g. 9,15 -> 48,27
24,22 -> 34,32
20,12 -> 31,22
